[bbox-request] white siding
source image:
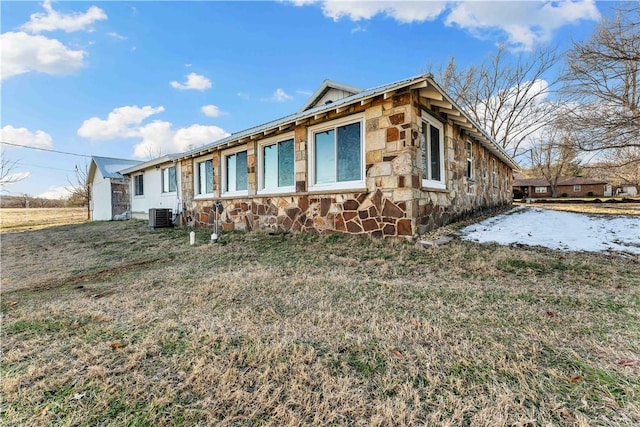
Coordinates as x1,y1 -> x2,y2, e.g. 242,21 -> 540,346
90,168 -> 114,221
314,89 -> 356,107
130,162 -> 181,220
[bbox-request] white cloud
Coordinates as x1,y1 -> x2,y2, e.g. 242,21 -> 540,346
0,125 -> 54,148
107,32 -> 127,40
320,1 -> 447,23
77,105 -> 165,139
132,122 -> 229,158
0,32 -> 85,80
294,0 -> 600,51
201,104 -> 222,118
237,92 -> 250,100
264,88 -> 293,102
170,72 -> 212,91
444,1 -> 600,51
37,185 -> 73,199
21,0 -> 107,33
77,105 -> 230,159
296,89 -> 313,96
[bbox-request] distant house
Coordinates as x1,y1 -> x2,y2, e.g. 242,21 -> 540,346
87,156 -> 140,220
118,155 -> 182,220
513,177 -> 612,199
174,73 -> 518,237
618,183 -> 638,196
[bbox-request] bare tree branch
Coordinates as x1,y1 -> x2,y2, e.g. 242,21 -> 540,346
436,45 -> 560,161
68,162 -> 91,220
558,4 -> 640,161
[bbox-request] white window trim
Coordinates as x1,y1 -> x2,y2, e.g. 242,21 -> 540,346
573,184 -> 581,192
307,114 -> 366,193
161,165 -> 177,195
221,145 -> 249,197
193,155 -> 214,199
535,186 -> 547,193
421,111 -> 446,191
257,132 -> 296,195
133,173 -> 144,198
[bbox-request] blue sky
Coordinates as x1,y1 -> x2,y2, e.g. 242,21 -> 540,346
1,1 -> 606,199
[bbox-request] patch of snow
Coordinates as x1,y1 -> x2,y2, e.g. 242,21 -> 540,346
460,206 -> 640,255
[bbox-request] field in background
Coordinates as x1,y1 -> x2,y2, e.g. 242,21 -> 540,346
0,208 -> 87,232
2,221 -> 638,426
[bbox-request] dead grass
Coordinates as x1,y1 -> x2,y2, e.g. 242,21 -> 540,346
515,201 -> 640,216
0,207 -> 87,233
1,221 -> 639,426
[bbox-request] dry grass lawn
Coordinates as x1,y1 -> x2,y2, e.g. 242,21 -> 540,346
515,201 -> 640,216
1,221 -> 639,426
0,207 -> 87,233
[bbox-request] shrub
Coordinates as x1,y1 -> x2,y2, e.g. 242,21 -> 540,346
587,191 -> 594,197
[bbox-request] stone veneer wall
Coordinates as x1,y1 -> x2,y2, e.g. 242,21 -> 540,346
180,89 -> 513,238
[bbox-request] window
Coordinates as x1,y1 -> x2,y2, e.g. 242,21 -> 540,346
195,158 -> 213,197
162,166 -> 177,193
535,186 -> 547,193
222,148 -> 248,195
491,159 -> 497,187
421,112 -> 445,189
259,134 -> 294,194
134,174 -> 144,196
573,184 -> 581,192
308,115 -> 364,191
466,141 -> 473,180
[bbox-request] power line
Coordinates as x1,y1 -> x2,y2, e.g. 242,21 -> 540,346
16,162 -> 75,172
0,141 -> 91,158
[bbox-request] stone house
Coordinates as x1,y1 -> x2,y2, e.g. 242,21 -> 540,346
176,74 -> 518,238
513,177 -> 611,199
87,156 -> 140,221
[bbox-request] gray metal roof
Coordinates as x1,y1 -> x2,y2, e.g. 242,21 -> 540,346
118,153 -> 180,175
178,74 -> 426,159
176,73 -> 519,170
91,156 -> 140,179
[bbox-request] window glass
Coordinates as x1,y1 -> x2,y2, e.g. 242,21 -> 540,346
162,166 -> 176,192
278,139 -> 294,187
198,159 -> 213,194
337,123 -> 361,182
315,130 -> 335,184
430,125 -> 441,181
226,155 -> 236,192
466,142 -> 473,179
263,144 -> 277,189
235,151 -> 247,191
134,174 -> 143,196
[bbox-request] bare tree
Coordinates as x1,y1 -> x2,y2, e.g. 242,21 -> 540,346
584,146 -> 640,186
436,45 -> 559,160
559,4 -> 640,159
530,128 -> 581,197
68,162 -> 91,219
0,156 -> 29,191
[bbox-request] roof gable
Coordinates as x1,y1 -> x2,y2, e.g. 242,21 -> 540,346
88,156 -> 140,184
298,79 -> 362,112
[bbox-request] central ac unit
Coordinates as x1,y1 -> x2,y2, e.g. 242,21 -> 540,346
148,208 -> 173,229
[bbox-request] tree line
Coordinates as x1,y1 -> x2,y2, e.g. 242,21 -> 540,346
434,4 -> 639,194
